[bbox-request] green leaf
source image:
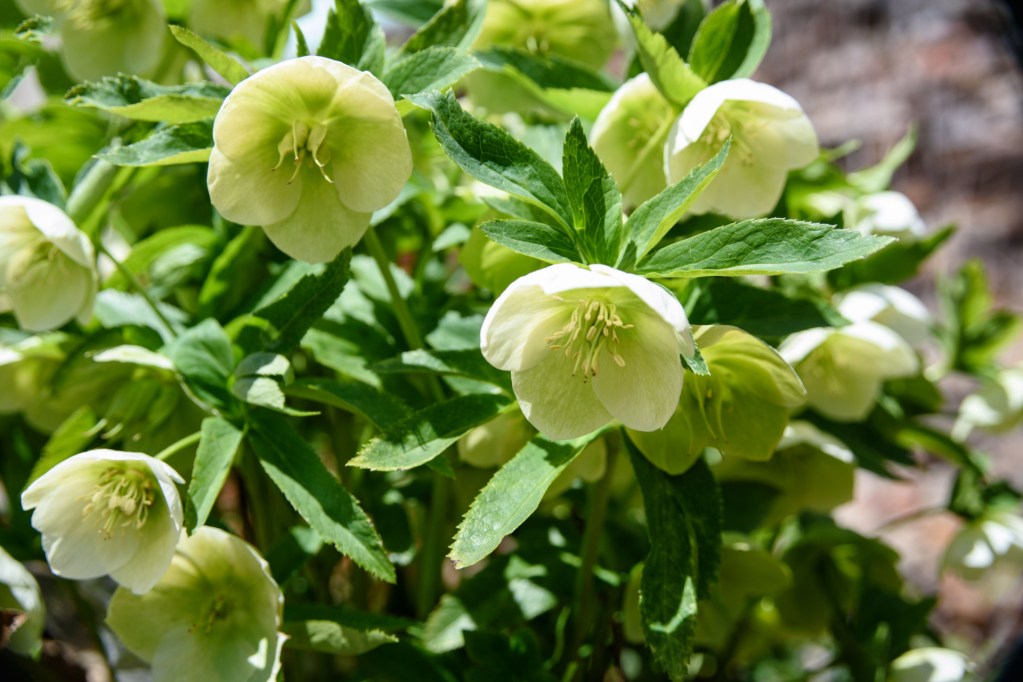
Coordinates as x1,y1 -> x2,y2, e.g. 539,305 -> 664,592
450,432 -> 601,568
93,290 -> 183,344
283,619 -> 397,655
399,0 -> 486,54
197,226 -> 266,318
408,90 -> 572,230
637,219 -> 894,278
685,278 -> 847,337
169,25 -> 250,85
829,225 -> 953,290
318,0 -> 386,74
350,393 -> 511,471
250,411 -> 395,582
623,7 -> 707,109
65,76 -> 228,123
252,249 -> 352,352
266,526 -> 325,583
562,118 -> 622,263
99,121 -> 213,167
232,353 -> 315,416
383,47 -> 479,98
164,318 -> 236,411
473,47 -> 614,93
622,139 -> 730,266
480,220 -> 579,264
373,348 -> 511,392
687,0 -> 771,83
627,442 -> 722,680
25,406 -> 100,488
287,378 -> 411,431
105,226 -> 221,290
848,126 -> 917,193
185,417 -> 244,532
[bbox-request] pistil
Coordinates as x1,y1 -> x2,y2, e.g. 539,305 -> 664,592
546,299 -> 632,380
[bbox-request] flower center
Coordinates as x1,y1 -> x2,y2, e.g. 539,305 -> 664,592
82,467 -> 157,539
273,121 -> 333,185
59,0 -> 135,29
546,299 -> 632,380
701,106 -> 764,167
5,238 -> 62,291
190,594 -> 232,635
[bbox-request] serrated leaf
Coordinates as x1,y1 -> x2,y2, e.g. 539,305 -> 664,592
623,140 -> 730,266
250,411 -> 395,582
637,219 -> 894,278
169,25 -> 250,85
287,378 -> 411,431
318,0 -> 386,74
408,90 -> 572,230
185,417 -> 244,532
65,76 -> 228,123
253,249 -> 352,351
232,353 -> 314,416
350,393 -> 511,471
474,47 -> 614,93
686,278 -> 848,337
829,225 -> 953,290
688,0 -> 771,83
399,0 -> 485,54
383,47 -> 479,98
197,226 -> 266,318
373,348 -> 512,392
624,7 -> 707,109
283,620 -> 397,655
25,407 -> 100,488
99,121 -> 213,167
480,220 -> 580,264
163,318 -> 236,411
562,118 -> 622,263
450,432 -> 601,568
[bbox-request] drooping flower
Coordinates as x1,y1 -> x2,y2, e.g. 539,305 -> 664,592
834,283 -> 933,346
480,263 -> 693,440
106,526 -> 286,682
0,196 -> 98,332
953,364 -> 1023,439
942,510 -> 1023,581
15,0 -> 167,82
21,449 -> 184,594
0,545 -> 46,657
888,648 -> 973,682
779,320 -> 918,422
664,78 -> 819,219
845,190 -> 926,241
207,56 -> 413,263
591,73 -> 676,208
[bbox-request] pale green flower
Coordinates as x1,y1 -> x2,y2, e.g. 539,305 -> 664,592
834,284 -> 933,347
189,0 -> 306,53
481,263 -> 693,440
953,365 -> 1023,439
845,191 -> 926,241
779,321 -> 918,422
665,79 -> 819,219
16,0 -> 167,82
888,648 -> 973,682
0,545 -> 45,657
942,510 -> 1023,581
591,73 -> 675,208
0,196 -> 97,332
207,56 -> 413,263
21,449 -> 184,594
106,526 -> 286,682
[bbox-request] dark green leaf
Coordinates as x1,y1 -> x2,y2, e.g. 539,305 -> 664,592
638,219 -> 893,278
318,0 -> 386,74
65,76 -> 228,123
562,118 -> 622,263
480,220 -> 580,264
169,25 -> 250,85
250,411 -> 395,582
373,348 -> 511,392
473,47 -> 614,93
283,619 -> 396,654
407,90 -> 572,230
185,417 -> 244,532
287,378 -> 411,433
164,318 -> 236,411
623,6 -> 707,108
399,0 -> 486,54
197,226 -> 266,318
93,291 -> 183,344
688,0 -> 771,83
105,226 -> 221,290
99,121 -> 213,167
383,47 -> 479,98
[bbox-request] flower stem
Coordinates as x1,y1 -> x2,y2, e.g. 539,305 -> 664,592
153,431 -> 202,462
363,225 -> 427,351
95,240 -> 178,336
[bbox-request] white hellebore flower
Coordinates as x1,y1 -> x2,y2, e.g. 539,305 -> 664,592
834,283 -> 933,347
106,526 -> 286,682
953,365 -> 1023,439
942,510 -> 1023,581
21,449 -> 184,594
207,56 -> 413,263
845,191 -> 926,241
0,196 -> 97,332
888,648 -> 972,682
665,79 -> 819,219
481,263 -> 693,440
779,321 -> 918,422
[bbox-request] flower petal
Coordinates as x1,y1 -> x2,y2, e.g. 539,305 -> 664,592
590,264 -> 692,356
512,351 -> 612,440
9,196 -> 94,267
207,147 -> 303,227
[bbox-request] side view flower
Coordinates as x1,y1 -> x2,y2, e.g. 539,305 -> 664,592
21,449 -> 184,594
665,78 -> 819,219
0,196 -> 98,332
207,56 -> 413,263
845,190 -> 926,241
106,526 -> 286,682
480,263 -> 693,440
942,510 -> 1023,581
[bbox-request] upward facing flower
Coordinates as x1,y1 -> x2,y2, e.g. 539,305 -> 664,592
21,450 -> 184,594
665,79 -> 819,219
481,263 -> 692,440
207,56 -> 413,263
0,196 -> 97,332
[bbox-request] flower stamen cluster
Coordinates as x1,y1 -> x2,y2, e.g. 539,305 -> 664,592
546,299 -> 632,379
274,121 -> 333,185
82,466 -> 156,537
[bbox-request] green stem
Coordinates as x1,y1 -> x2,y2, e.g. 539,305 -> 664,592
363,226 -> 427,351
95,240 -> 178,335
570,446 -> 618,679
153,430 -> 202,461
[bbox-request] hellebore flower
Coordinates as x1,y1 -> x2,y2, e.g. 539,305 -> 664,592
591,73 -> 676,208
953,364 -> 1023,439
845,190 -> 926,241
480,263 -> 693,440
942,510 -> 1023,581
21,450 -> 184,594
888,648 -> 973,682
779,321 -> 918,422
207,56 -> 413,263
664,79 -> 819,219
106,526 -> 286,682
15,0 -> 166,82
0,545 -> 46,657
834,283 -> 933,347
189,0 -> 307,54
0,196 -> 97,332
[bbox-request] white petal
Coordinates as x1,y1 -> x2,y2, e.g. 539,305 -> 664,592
9,255 -> 94,332
694,151 -> 791,218
778,328 -> 833,366
2,196 -> 94,267
590,264 -> 692,355
838,321 -> 918,378
109,512 -> 180,594
512,351 -> 612,440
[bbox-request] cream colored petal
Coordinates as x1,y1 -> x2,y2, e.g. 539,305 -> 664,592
838,321 -> 918,379
262,172 -> 371,263
207,147 -> 302,227
8,255 -> 93,332
109,510 -> 180,594
591,265 -> 692,356
512,351 -> 612,440
692,152 -> 790,219
12,197 -> 94,267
